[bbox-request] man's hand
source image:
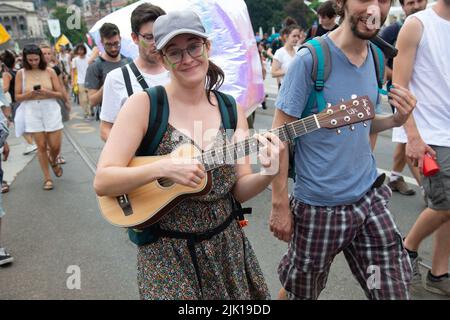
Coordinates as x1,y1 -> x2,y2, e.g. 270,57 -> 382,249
2,142 -> 9,161
406,136 -> 436,170
269,203 -> 293,243
388,83 -> 416,126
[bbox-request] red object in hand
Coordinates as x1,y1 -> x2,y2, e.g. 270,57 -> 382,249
423,153 -> 440,177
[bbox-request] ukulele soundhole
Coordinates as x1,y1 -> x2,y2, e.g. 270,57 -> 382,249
157,178 -> 175,188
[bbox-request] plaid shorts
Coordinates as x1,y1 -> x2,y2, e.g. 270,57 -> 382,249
278,184 -> 412,300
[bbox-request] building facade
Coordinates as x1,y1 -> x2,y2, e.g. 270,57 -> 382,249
0,0 -> 46,50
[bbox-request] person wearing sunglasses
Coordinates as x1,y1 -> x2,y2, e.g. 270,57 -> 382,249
94,10 -> 283,300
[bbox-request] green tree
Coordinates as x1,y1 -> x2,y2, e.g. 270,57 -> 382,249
244,0 -> 290,34
284,0 -> 317,29
51,6 -> 88,45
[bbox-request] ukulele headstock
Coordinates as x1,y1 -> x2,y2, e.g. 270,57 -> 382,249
318,96 -> 375,129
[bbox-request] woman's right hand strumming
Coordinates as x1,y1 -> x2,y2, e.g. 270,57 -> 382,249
158,158 -> 206,188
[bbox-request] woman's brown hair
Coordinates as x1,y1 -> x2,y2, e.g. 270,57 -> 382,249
22,44 -> 47,70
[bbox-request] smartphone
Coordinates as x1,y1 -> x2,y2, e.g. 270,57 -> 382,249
33,84 -> 41,91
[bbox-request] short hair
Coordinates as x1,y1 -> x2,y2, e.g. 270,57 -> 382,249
99,23 -> 120,40
22,44 -> 47,70
399,0 -> 404,5
0,50 -> 16,69
39,42 -> 52,50
75,43 -> 87,55
318,1 -> 337,19
131,3 -> 166,34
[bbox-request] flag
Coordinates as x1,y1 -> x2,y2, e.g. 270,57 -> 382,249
0,24 -> 11,45
55,34 -> 71,52
48,19 -> 61,38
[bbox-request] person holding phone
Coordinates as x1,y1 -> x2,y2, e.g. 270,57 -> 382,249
15,44 -> 64,191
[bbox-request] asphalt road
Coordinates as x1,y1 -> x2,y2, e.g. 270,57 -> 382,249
0,77 -> 448,300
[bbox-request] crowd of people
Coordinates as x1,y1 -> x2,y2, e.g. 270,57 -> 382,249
0,0 -> 449,300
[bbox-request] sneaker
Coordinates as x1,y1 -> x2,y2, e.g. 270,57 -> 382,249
388,176 -> 416,195
0,248 -> 13,266
23,143 -> 37,155
424,271 -> 450,296
409,254 -> 422,287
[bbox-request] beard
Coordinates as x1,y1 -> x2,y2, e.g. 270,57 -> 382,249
349,14 -> 387,40
105,48 -> 120,59
444,0 -> 450,6
141,47 -> 160,65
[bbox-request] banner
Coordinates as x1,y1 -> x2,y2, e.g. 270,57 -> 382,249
48,19 -> 62,38
88,0 -> 264,115
55,34 -> 71,52
0,24 -> 11,45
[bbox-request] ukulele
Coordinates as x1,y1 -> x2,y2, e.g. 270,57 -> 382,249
98,96 -> 375,229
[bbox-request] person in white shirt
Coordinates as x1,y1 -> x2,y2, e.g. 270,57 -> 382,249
71,44 -> 91,119
395,0 -> 450,296
271,24 -> 301,89
100,3 -> 170,141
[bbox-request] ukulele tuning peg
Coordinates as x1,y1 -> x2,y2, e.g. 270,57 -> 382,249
363,122 -> 367,127
336,129 -> 341,135
351,94 -> 357,100
326,103 -> 332,108
350,125 -> 355,131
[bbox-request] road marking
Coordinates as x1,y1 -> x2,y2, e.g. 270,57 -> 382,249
63,128 -> 97,174
70,123 -> 96,134
70,111 -> 83,120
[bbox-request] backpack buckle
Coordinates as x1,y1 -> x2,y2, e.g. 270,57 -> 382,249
315,80 -> 324,91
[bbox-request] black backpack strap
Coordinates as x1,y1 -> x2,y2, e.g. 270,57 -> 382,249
121,65 -> 133,97
214,91 -> 237,131
136,86 -> 169,156
129,61 -> 149,90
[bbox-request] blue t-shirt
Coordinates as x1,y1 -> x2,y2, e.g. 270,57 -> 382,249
276,35 -> 379,206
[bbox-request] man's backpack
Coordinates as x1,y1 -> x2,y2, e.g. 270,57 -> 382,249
127,86 -> 239,246
287,36 -> 385,180
121,61 -> 149,96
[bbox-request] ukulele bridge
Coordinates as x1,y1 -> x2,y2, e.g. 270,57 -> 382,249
117,194 -> 133,216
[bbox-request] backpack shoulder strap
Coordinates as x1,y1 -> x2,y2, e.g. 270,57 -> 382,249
214,91 -> 237,131
298,36 -> 331,118
136,86 -> 169,156
121,64 -> 133,97
369,42 -> 386,94
129,61 -> 149,90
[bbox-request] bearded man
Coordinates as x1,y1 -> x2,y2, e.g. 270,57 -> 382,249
270,0 -> 417,299
85,23 -> 132,119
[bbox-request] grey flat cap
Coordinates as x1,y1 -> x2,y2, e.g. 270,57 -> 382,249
154,10 -> 208,50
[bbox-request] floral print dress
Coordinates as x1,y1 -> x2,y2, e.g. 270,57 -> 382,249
136,124 -> 270,300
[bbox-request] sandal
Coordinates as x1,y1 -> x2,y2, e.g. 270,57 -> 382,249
56,155 -> 66,165
43,180 -> 54,191
1,181 -> 9,193
51,163 -> 63,178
